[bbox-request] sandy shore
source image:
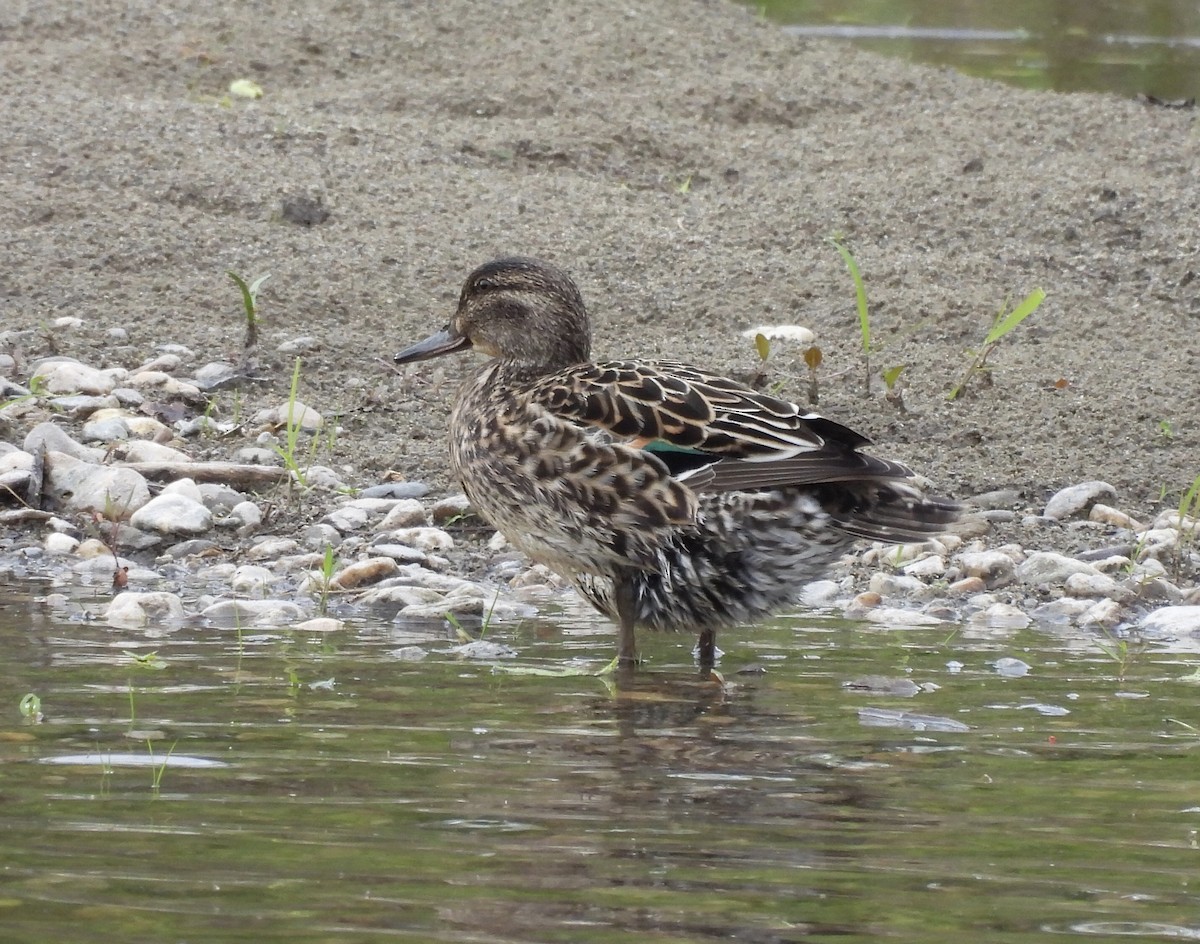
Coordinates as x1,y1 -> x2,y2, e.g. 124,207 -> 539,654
2,0 -> 1198,545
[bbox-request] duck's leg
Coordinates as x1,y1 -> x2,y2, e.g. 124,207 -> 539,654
612,573 -> 640,668
696,628 -> 716,671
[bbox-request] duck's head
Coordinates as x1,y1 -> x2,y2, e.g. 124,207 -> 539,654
394,257 -> 591,370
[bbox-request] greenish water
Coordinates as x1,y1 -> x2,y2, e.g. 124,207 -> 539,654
750,0 -> 1200,99
3,584 -> 1200,943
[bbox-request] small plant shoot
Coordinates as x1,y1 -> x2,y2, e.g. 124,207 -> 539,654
828,235 -> 873,396
803,344 -> 822,405
228,271 -> 271,350
948,288 -> 1046,400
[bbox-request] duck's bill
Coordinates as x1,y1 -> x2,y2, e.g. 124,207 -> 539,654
393,328 -> 471,364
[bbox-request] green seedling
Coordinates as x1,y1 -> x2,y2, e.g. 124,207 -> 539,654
445,588 -> 504,641
1095,633 -> 1145,682
829,235 -> 873,397
271,357 -> 309,487
948,288 -> 1046,400
228,270 -> 271,351
1174,473 -> 1200,578
882,364 -> 907,411
315,544 -> 338,616
1158,419 -> 1175,441
148,739 -> 178,796
803,344 -> 822,405
674,174 -> 693,195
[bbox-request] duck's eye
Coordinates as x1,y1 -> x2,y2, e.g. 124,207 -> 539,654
475,277 -> 500,291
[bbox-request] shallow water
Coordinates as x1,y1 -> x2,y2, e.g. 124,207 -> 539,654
751,0 -> 1200,99
3,585 -> 1200,943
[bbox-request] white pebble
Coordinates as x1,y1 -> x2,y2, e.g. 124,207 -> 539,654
1064,571 -> 1124,600
377,499 -> 428,530
1043,481 -> 1117,521
130,493 -> 212,535
331,557 -> 399,589
201,598 -> 308,625
31,359 -> 115,395
105,591 -> 187,628
1088,503 -> 1142,530
902,555 -> 946,578
975,603 -> 1031,629
956,550 -> 1015,586
1139,605 -> 1200,636
385,527 -> 454,552
1015,551 -> 1098,586
231,565 -> 275,595
44,532 -> 80,555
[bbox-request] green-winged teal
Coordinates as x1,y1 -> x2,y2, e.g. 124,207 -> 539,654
395,257 -> 958,667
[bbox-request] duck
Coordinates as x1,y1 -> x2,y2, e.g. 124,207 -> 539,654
394,257 -> 958,668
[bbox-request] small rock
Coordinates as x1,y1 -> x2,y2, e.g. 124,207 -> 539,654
1043,481 -> 1117,521
868,573 -> 926,596
277,336 -> 322,354
862,607 -> 947,627
50,394 -> 120,418
956,550 -> 1015,587
301,522 -> 342,549
331,557 -> 399,590
1088,503 -> 1143,530
295,617 -> 345,633
130,493 -> 213,535
431,494 -> 473,523
1064,571 -> 1125,600
161,477 -> 204,503
45,453 -> 150,516
1077,598 -> 1122,628
368,543 -> 430,566
105,591 -> 187,629
128,370 -> 204,401
31,359 -> 116,395
231,565 -> 275,595
902,555 -> 946,578
254,401 -> 323,431
1015,551 -> 1098,586
1138,605 -> 1200,637
44,532 -> 80,555
80,416 -> 132,443
947,575 -> 987,594
24,422 -> 103,462
115,439 -> 192,463
974,602 -> 1031,629
992,656 -> 1030,677
227,501 -> 262,529
799,579 -> 842,607
159,538 -> 220,559
202,598 -> 308,626
197,483 -> 248,513
245,537 -> 300,560
384,527 -> 454,552
326,505 -> 371,533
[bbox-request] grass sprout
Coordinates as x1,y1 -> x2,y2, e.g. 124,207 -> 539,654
829,235 -> 873,396
949,288 -> 1046,400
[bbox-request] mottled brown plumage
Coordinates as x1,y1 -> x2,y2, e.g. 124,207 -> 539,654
395,257 -> 958,667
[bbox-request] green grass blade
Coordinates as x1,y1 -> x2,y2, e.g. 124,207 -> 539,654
227,271 -> 256,323
985,288 -> 1045,345
829,236 -> 871,354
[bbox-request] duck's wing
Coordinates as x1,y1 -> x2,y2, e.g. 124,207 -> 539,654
531,360 -> 912,494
